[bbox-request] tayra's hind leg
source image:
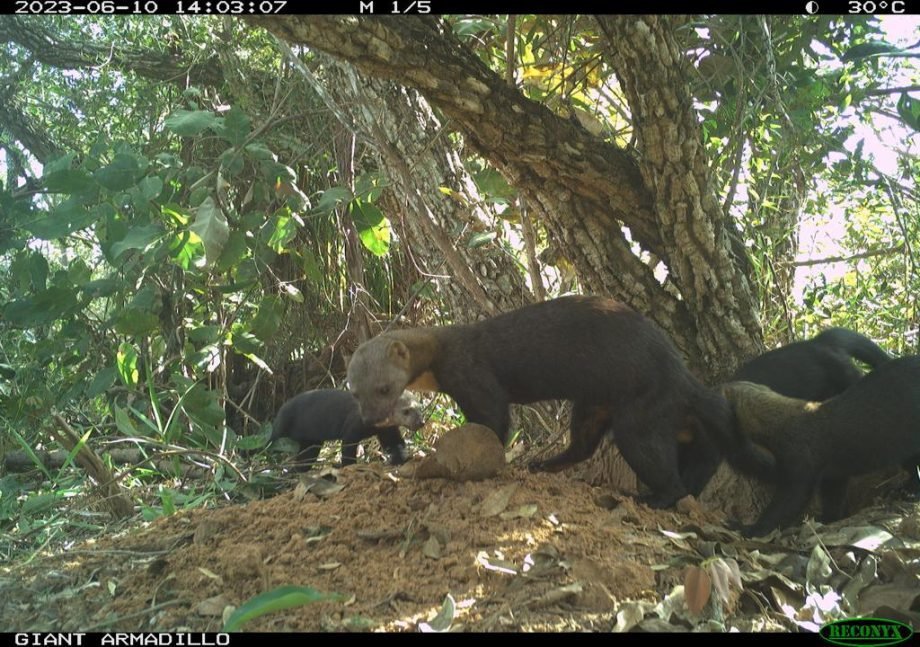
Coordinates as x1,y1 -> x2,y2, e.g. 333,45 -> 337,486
528,402 -> 611,473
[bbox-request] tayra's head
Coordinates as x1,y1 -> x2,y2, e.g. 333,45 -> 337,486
721,380 -> 816,436
347,336 -> 413,425
384,391 -> 426,431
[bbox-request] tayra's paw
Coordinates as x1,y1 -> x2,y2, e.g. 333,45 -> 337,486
528,460 -> 546,473
386,448 -> 411,466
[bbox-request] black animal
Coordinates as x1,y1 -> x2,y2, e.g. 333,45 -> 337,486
723,355 -> 920,536
271,389 -> 424,470
732,328 -> 890,401
346,295 -> 773,509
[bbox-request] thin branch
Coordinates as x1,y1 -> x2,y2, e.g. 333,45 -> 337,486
793,244 -> 904,267
863,84 -> 920,97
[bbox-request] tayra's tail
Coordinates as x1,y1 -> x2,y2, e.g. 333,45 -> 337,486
690,383 -> 776,481
814,328 -> 891,367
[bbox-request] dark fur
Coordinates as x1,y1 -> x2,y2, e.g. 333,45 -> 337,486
732,328 -> 890,401
724,355 -> 920,536
271,390 -> 424,470
347,295 -> 773,508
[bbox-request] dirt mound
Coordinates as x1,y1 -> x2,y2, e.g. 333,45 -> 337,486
2,456 -> 918,633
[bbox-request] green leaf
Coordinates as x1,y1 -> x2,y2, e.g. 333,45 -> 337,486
223,585 -> 346,632
3,287 -> 79,327
44,168 -> 95,194
138,176 -> 164,201
230,331 -> 262,356
316,187 -> 351,213
350,202 -> 390,256
244,143 -> 276,161
87,367 -> 118,398
110,224 -> 164,260
222,107 -> 251,146
215,230 -> 248,273
165,109 -> 220,136
188,326 -> 221,345
250,295 -> 283,342
114,309 -> 161,336
468,231 -> 497,248
896,93 -> 920,132
81,278 -> 119,298
840,41 -> 901,62
190,196 -> 230,266
268,211 -> 297,252
94,154 -> 142,191
117,342 -> 139,387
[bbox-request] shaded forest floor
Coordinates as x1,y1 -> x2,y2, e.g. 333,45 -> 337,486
2,459 -> 920,632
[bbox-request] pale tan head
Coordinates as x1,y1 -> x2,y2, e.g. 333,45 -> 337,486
721,381 -> 814,437
384,391 -> 425,431
347,336 -> 413,425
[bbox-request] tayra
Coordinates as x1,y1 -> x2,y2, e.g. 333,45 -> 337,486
732,328 -> 890,401
346,295 -> 772,508
723,355 -> 920,536
271,389 -> 424,470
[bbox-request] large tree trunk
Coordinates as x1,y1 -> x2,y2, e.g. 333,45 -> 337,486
245,15 -> 763,377
313,56 -> 533,320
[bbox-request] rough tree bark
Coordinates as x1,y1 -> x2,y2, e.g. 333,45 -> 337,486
316,57 -> 533,321
245,15 -> 763,377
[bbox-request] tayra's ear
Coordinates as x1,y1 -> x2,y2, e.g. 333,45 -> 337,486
387,340 -> 411,368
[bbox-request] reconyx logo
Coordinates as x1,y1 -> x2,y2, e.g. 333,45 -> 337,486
820,618 -> 914,647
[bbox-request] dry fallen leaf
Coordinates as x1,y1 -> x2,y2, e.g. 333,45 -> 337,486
423,535 -> 442,560
479,484 -> 518,518
197,594 -> 232,617
684,565 -> 711,615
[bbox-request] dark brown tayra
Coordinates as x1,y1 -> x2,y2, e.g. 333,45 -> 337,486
724,355 -> 920,536
347,295 -> 772,508
271,389 -> 424,469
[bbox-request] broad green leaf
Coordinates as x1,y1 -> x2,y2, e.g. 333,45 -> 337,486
190,197 -> 230,266
244,142 -> 276,161
87,367 -> 118,398
350,202 -> 390,256
188,326 -> 221,345
267,212 -> 297,252
468,231 -> 497,248
316,187 -> 351,213
221,107 -> 251,146
215,230 -> 248,273
94,154 -> 142,191
138,176 -> 164,201
250,295 -> 283,342
165,109 -> 220,136
114,309 -> 160,336
358,220 -> 391,256
44,168 -> 94,194
223,585 -> 346,632
81,278 -> 119,298
110,224 -> 164,260
230,331 -> 262,355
